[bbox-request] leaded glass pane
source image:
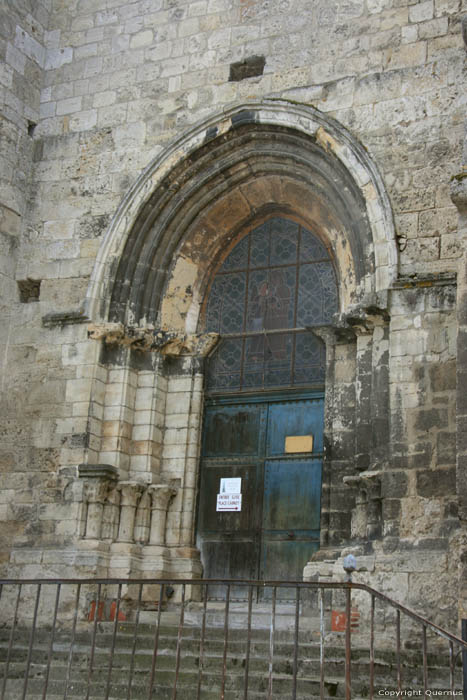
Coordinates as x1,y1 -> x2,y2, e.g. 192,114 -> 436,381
296,262 -> 337,327
243,335 -> 266,389
243,334 -> 293,389
246,267 -> 296,332
270,219 -> 298,265
250,222 -> 270,268
300,228 -> 329,262
293,333 -> 326,385
264,333 -> 293,387
220,234 -> 249,272
205,276 -> 224,332
204,217 -> 337,392
206,338 -> 242,392
206,272 -> 246,334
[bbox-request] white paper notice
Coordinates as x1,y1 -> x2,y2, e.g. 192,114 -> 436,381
219,477 -> 241,494
216,493 -> 242,512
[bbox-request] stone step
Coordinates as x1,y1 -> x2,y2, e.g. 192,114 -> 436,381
0,643 -> 455,678
0,651 -> 458,693
0,651 -> 406,677
0,621 -> 461,699
0,632 -> 453,671
2,674 -> 347,699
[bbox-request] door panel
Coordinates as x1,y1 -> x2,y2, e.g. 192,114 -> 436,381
262,458 -> 322,531
261,539 -> 320,582
197,394 -> 324,598
197,402 -> 266,598
203,404 -> 263,456
261,457 -> 322,594
197,461 -> 261,533
266,398 -> 324,455
199,538 -> 259,600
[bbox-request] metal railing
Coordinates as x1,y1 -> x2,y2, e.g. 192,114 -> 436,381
0,577 -> 465,699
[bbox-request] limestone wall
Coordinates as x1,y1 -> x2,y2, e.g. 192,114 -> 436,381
0,0 -> 50,570
0,0 -> 466,626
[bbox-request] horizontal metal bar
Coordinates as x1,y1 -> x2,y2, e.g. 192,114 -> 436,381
216,327 -> 318,338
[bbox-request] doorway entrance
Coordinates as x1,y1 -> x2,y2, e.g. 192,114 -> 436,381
196,391 -> 323,599
196,215 -> 337,598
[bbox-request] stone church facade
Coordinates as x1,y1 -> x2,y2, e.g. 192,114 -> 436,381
1,0 -> 466,630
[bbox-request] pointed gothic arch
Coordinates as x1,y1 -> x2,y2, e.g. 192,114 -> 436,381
85,100 -> 397,328
80,101 -> 398,582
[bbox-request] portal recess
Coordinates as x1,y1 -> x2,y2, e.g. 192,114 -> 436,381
196,216 -> 338,592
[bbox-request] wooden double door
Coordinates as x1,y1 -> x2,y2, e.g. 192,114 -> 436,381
196,392 -> 323,599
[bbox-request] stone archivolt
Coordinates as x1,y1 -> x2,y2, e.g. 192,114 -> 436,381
85,101 -> 397,331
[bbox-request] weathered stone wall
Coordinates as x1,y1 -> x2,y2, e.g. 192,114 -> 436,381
0,0 -> 466,629
0,0 -> 50,570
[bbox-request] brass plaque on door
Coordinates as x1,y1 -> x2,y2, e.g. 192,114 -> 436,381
285,435 -> 313,453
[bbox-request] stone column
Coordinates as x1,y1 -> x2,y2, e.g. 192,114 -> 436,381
117,481 -> 144,543
78,464 -> 118,540
312,325 -> 357,549
352,323 -> 373,473
148,484 -> 177,546
101,486 -> 120,541
134,490 -> 151,545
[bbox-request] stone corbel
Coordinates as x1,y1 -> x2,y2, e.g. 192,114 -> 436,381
78,464 -> 118,540
310,324 -> 356,346
117,481 -> 144,543
310,304 -> 390,347
341,303 -> 390,336
148,483 -> 178,546
87,323 -> 219,357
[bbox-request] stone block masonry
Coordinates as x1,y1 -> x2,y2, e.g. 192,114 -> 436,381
0,0 -> 466,634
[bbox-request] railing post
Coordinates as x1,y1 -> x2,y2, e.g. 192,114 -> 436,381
462,619 -> 467,700
343,555 -> 356,700
345,585 -> 351,700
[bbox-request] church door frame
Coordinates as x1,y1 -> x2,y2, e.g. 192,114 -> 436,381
196,388 -> 324,599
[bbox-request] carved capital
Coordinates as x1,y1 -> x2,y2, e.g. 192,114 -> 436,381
88,323 -> 219,357
78,464 -> 118,504
148,483 -> 178,546
116,482 -> 144,543
359,470 -> 382,495
148,484 -> 177,511
117,481 -> 144,507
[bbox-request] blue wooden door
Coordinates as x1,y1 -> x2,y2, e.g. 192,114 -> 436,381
197,393 -> 323,596
261,398 -> 323,583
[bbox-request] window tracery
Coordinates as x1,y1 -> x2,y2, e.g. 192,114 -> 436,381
204,217 -> 338,392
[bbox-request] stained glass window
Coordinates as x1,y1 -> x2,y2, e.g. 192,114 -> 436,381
204,217 -> 338,393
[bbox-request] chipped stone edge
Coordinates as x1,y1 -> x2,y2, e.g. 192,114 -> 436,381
87,322 -> 219,357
